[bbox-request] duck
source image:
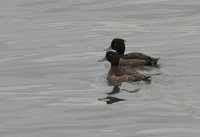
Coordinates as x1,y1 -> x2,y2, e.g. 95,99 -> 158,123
100,51 -> 151,85
105,38 -> 159,66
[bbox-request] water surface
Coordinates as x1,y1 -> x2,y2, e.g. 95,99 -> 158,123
0,0 -> 200,137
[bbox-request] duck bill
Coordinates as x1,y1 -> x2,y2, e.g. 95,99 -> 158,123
104,46 -> 112,51
98,56 -> 107,62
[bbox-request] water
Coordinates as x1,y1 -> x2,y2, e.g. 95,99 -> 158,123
0,0 -> 200,136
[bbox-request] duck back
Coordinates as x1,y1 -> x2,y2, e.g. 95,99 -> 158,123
122,52 -> 159,66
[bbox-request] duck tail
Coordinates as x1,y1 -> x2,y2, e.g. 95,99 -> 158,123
152,58 -> 159,65
143,76 -> 151,81
142,76 -> 151,84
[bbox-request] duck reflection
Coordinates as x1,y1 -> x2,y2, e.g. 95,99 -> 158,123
107,85 -> 120,94
107,85 -> 140,94
99,96 -> 125,104
99,85 -> 140,104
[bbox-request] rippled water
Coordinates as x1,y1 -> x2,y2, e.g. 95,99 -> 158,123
0,0 -> 200,136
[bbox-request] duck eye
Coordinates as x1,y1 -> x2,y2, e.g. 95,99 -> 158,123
114,43 -> 116,45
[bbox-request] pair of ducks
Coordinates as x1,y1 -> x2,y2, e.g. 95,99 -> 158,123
99,38 -> 159,85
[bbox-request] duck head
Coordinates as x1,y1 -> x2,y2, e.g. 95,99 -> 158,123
105,38 -> 126,55
98,51 -> 120,66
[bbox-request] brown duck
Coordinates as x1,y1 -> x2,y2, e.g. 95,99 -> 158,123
100,51 -> 151,85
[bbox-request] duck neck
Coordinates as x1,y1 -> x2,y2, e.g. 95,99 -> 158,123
116,45 -> 125,55
117,49 -> 125,55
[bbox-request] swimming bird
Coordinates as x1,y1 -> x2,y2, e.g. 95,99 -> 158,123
105,38 -> 159,66
100,51 -> 151,85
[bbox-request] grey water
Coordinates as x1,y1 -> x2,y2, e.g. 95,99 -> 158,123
0,0 -> 200,136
